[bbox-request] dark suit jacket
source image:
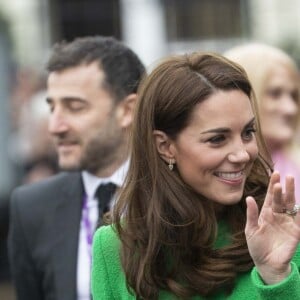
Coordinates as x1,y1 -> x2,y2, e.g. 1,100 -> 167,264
8,172 -> 83,300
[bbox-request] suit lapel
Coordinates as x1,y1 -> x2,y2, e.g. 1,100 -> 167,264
52,172 -> 83,300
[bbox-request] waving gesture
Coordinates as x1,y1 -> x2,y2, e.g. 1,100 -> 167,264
245,171 -> 300,284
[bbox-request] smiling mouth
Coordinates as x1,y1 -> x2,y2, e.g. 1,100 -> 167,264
214,171 -> 243,180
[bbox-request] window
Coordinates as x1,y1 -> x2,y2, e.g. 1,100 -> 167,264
163,0 -> 250,41
49,0 -> 121,42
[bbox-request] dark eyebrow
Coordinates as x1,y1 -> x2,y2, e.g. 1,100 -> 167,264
200,117 -> 256,134
46,96 -> 87,104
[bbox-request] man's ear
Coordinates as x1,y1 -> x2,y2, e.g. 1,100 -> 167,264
116,93 -> 137,128
153,130 -> 175,162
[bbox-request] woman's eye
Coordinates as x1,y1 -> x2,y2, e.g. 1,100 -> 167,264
291,90 -> 299,103
266,88 -> 299,103
243,128 -> 256,140
266,88 -> 282,99
208,135 -> 225,144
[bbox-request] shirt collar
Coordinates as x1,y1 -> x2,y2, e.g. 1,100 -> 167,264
81,159 -> 129,200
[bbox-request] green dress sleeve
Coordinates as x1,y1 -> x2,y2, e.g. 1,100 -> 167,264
251,262 -> 300,299
91,225 -> 136,300
91,227 -> 115,300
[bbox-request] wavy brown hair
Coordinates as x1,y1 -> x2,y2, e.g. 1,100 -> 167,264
113,52 -> 272,299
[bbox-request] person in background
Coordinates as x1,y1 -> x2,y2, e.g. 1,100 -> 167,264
92,52 -> 300,299
12,89 -> 58,184
8,36 -> 145,300
225,43 -> 300,202
0,73 -> 49,295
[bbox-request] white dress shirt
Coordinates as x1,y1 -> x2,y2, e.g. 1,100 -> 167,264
77,160 -> 129,300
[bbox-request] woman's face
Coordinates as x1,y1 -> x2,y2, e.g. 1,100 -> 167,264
170,90 -> 258,205
260,65 -> 299,150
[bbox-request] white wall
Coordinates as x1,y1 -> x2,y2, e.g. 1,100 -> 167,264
0,0 -> 51,68
250,0 -> 300,46
120,0 -> 168,68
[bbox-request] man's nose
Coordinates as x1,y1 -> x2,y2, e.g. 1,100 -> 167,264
48,110 -> 69,134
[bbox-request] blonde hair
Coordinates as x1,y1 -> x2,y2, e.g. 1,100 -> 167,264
224,43 -> 299,106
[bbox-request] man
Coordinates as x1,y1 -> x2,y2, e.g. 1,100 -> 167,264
8,36 -> 145,300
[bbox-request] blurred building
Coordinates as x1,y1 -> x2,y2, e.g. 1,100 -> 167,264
0,0 -> 300,297
1,0 -> 300,68
0,0 -> 300,194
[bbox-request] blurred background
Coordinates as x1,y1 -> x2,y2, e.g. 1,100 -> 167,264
1,0 -> 300,298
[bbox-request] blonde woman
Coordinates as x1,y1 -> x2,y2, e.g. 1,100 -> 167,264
225,43 -> 300,202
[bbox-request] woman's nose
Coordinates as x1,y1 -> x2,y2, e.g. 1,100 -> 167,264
282,96 -> 299,116
227,145 -> 250,163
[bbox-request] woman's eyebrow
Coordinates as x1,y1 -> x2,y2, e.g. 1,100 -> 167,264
201,117 -> 256,134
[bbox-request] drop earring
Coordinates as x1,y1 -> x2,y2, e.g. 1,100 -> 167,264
168,159 -> 174,171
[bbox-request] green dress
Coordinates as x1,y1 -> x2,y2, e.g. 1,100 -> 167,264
91,224 -> 300,299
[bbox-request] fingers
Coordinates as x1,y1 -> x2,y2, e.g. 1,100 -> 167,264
272,175 -> 295,213
265,172 -> 295,214
253,171 -> 297,218
264,171 -> 280,208
245,196 -> 259,236
285,175 -> 295,211
272,183 -> 284,213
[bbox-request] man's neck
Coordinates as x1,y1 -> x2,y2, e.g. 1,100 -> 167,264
92,157 -> 128,178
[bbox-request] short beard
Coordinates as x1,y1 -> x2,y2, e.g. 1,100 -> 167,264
80,129 -> 125,174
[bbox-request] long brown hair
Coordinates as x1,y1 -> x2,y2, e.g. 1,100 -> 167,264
113,52 -> 272,299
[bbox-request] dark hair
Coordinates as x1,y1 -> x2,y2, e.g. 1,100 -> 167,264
113,52 -> 272,299
47,36 -> 145,101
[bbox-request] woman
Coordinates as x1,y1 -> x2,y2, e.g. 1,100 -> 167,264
225,43 -> 300,202
91,52 -> 300,299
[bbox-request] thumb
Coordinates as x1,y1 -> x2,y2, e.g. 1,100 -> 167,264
245,196 -> 259,238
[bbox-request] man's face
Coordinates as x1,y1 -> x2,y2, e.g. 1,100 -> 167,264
46,62 -> 125,176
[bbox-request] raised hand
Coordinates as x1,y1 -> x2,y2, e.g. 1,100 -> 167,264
245,171 -> 300,284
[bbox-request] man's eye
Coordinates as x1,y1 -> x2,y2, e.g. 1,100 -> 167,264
48,106 -> 54,113
68,102 -> 85,111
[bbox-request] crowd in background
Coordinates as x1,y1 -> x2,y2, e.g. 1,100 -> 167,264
1,19 -> 300,300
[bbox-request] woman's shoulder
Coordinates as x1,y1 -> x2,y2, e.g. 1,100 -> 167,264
92,225 -> 122,274
93,224 -> 120,250
92,225 -> 127,299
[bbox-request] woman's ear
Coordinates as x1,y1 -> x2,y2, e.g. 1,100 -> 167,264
153,130 -> 175,162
